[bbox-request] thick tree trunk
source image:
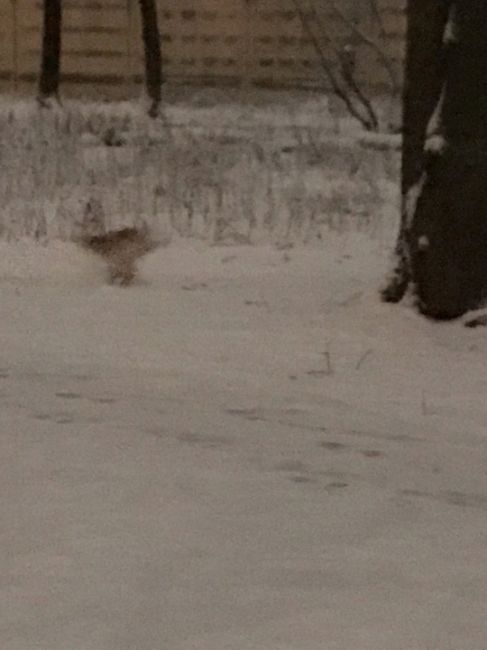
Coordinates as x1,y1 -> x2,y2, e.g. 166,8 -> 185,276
382,0 -> 449,303
38,0 -> 62,103
138,0 -> 163,117
411,2 -> 487,318
384,0 -> 487,320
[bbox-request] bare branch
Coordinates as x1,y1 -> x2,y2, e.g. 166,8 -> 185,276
328,0 -> 400,99
291,0 -> 377,130
366,0 -> 387,41
339,48 -> 379,131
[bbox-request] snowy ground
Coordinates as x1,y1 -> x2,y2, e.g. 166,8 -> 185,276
1,92 -> 487,648
2,236 -> 487,649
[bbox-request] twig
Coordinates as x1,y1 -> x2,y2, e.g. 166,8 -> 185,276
355,348 -> 372,370
328,0 -> 400,99
367,0 -> 387,40
291,0 -> 374,131
322,345 -> 334,375
340,55 -> 379,131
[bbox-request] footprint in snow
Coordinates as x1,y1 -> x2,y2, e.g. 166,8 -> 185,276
56,391 -> 82,400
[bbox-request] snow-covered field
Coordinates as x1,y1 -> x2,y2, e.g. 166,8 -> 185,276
1,92 -> 487,649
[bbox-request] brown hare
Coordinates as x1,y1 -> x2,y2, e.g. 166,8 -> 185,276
81,226 -> 158,285
78,200 -> 157,285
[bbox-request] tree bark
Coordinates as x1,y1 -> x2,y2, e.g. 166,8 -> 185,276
384,0 -> 487,320
38,0 -> 62,103
138,0 -> 163,117
382,0 -> 449,303
411,1 -> 487,318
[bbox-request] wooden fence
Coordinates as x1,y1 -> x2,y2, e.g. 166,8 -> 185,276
0,0 -> 405,97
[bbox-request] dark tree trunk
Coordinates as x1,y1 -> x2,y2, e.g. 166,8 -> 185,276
384,0 -> 487,320
412,2 -> 487,318
138,0 -> 163,117
38,0 -> 62,103
382,0 -> 449,303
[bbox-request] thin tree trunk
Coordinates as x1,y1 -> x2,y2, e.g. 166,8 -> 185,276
38,0 -> 62,103
381,0 -> 448,303
138,0 -> 163,117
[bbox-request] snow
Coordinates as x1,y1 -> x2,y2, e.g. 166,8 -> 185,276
444,4 -> 458,44
2,237 -> 487,649
1,94 -> 487,648
425,85 -> 446,154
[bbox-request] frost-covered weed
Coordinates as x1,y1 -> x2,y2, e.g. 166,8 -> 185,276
0,93 -> 399,244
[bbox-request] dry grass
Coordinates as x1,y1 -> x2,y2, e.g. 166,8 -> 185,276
0,91 -> 400,247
